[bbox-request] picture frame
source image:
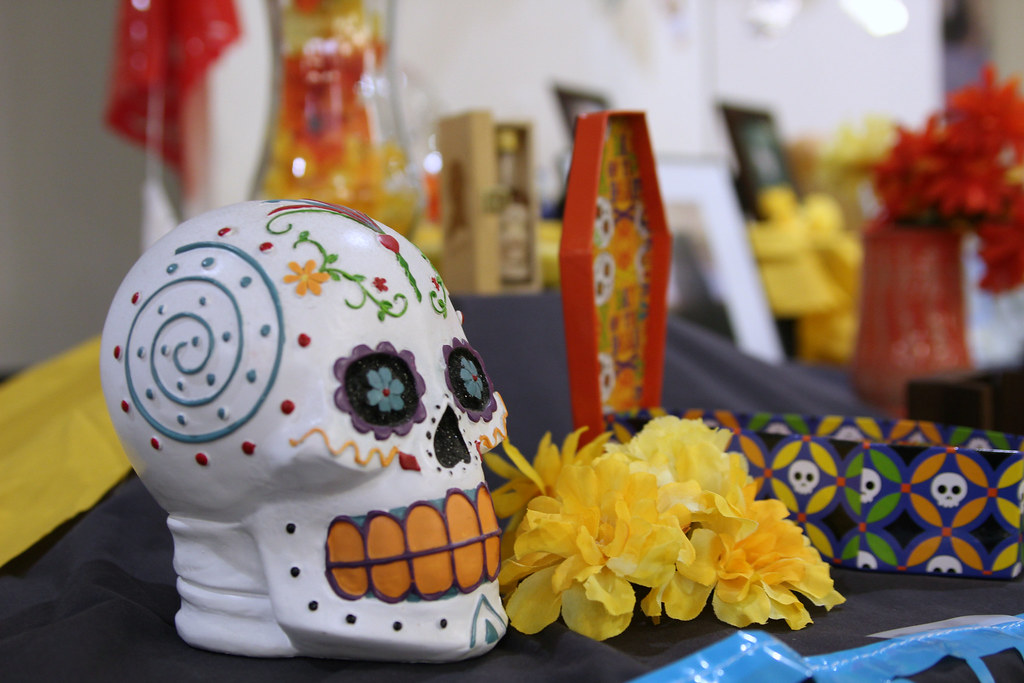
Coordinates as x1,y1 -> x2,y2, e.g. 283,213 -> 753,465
657,156 -> 784,364
720,103 -> 797,219
553,84 -> 611,138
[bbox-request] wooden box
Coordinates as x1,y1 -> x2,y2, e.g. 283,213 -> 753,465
907,368 -> 1024,435
437,111 -> 541,294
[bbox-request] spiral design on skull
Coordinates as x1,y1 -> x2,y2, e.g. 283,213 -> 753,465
123,242 -> 284,443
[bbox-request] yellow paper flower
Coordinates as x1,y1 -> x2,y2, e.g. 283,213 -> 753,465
603,415 -> 741,493
501,457 -> 690,640
491,417 -> 845,640
484,428 -> 612,558
283,260 -> 330,296
710,483 -> 845,629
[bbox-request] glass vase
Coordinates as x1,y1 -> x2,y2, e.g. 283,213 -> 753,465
258,0 -> 419,235
851,227 -> 972,415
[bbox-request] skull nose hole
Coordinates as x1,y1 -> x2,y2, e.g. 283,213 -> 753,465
434,406 -> 470,468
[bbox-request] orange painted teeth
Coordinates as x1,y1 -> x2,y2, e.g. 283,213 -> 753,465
326,484 -> 501,602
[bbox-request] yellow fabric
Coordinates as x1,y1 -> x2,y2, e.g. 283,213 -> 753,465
748,187 -> 862,364
0,336 -> 131,567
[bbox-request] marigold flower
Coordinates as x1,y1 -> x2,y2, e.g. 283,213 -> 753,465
604,415 -> 741,493
490,417 -> 844,640
501,457 -> 689,640
709,484 -> 845,629
484,428 -> 611,558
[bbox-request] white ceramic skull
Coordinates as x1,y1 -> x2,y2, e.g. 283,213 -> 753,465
788,460 -> 820,495
100,200 -> 509,661
925,555 -> 963,574
860,468 -> 882,505
931,472 -> 968,509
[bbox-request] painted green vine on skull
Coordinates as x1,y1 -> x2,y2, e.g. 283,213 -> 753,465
266,205 -> 422,302
290,229 -> 408,320
425,254 -> 449,318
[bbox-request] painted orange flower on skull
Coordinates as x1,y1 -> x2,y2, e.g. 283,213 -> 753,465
284,260 -> 331,296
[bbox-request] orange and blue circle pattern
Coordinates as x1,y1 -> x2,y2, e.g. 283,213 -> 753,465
607,410 -> 1024,579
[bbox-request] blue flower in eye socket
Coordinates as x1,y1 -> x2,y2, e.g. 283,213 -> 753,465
459,357 -> 483,399
366,367 -> 405,412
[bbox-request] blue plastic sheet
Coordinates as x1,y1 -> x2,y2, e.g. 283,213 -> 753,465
633,616 -> 1024,682
630,631 -> 810,683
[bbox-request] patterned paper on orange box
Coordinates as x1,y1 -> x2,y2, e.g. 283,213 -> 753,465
560,112 -> 671,441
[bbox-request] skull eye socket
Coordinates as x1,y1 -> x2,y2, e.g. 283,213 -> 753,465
443,340 -> 497,421
334,342 -> 426,439
447,348 -> 490,412
345,354 -> 419,426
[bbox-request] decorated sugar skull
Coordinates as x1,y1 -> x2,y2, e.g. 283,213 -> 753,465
100,200 -> 508,661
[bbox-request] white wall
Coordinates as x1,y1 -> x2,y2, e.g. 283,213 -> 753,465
991,0 -> 1024,80
395,0 -> 708,197
0,0 -> 944,370
394,0 -> 941,185
711,0 -> 942,140
0,1 -> 143,372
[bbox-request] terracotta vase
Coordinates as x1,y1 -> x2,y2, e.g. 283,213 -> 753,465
851,227 -> 972,415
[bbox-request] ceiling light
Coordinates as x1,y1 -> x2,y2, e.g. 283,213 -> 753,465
840,0 -> 909,37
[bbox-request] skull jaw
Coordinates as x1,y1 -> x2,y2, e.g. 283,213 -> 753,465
165,480 -> 508,662
175,580 -> 507,661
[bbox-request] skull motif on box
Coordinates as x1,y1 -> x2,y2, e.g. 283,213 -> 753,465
100,200 -> 509,661
859,468 -> 882,505
787,460 -> 820,496
931,472 -> 968,509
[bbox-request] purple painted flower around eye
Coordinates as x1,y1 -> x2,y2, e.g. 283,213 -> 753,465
333,341 -> 426,440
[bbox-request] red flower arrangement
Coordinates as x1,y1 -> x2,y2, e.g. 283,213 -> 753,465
871,64 -> 1024,292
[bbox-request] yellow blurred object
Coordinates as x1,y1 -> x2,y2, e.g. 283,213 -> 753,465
0,337 -> 131,567
411,218 -> 561,292
538,219 -> 562,289
748,186 -> 862,364
412,219 -> 443,274
819,115 -> 895,230
822,115 -> 895,172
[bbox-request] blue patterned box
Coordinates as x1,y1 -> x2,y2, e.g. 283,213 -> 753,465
607,410 -> 1024,579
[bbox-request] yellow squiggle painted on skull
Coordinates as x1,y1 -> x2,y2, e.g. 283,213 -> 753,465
477,395 -> 509,453
289,427 -> 400,467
